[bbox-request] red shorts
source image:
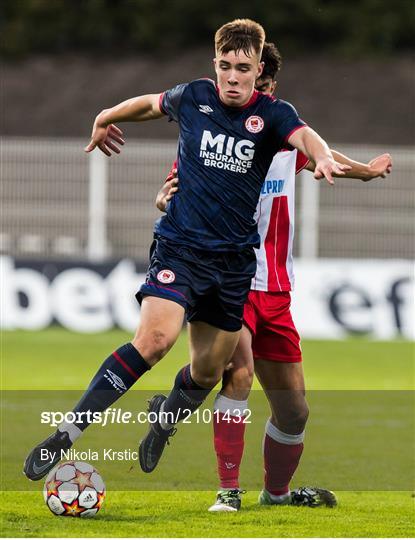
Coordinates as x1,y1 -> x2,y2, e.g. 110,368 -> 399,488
243,290 -> 302,363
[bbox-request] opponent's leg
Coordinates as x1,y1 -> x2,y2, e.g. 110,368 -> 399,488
220,325 -> 254,401
139,321 -> 240,473
209,325 -> 254,512
255,360 -> 308,504
24,296 -> 184,480
255,361 -> 336,507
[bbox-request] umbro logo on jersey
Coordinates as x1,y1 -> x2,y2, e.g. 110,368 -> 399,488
199,104 -> 213,115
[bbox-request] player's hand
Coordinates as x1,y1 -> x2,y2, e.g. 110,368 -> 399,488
84,122 -> 125,156
314,157 -> 352,185
156,173 -> 179,212
365,153 -> 392,181
165,167 -> 178,183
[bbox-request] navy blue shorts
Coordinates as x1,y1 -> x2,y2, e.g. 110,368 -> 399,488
136,236 -> 257,332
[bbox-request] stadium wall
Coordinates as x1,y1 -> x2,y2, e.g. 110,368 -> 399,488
2,138 -> 414,261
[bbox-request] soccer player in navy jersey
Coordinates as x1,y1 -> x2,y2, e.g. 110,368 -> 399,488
24,19 -> 352,482
158,43 -> 392,511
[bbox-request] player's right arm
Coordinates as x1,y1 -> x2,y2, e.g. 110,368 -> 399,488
85,94 -> 164,156
304,150 -> 392,181
288,126 -> 351,185
270,100 -> 350,185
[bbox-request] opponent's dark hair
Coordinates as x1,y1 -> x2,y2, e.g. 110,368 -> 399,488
261,42 -> 282,80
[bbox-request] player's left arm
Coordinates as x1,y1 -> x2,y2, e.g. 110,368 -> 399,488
288,126 -> 351,185
305,150 -> 392,181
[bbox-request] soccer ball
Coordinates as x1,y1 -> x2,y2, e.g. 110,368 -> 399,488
43,461 -> 105,517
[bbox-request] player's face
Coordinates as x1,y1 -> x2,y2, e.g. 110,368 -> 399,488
255,76 -> 276,96
214,48 -> 263,107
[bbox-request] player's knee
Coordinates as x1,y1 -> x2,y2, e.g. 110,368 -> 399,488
274,401 -> 309,433
293,402 -> 309,430
191,366 -> 222,389
294,406 -> 309,431
132,329 -> 174,366
229,365 -> 254,392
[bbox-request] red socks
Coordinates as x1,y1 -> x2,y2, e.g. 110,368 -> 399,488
213,396 -> 304,495
213,394 -> 247,489
263,419 -> 304,496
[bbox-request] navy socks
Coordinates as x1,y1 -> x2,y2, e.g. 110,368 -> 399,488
161,364 -> 212,425
72,343 -> 150,430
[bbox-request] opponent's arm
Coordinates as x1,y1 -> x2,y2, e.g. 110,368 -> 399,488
288,126 -> 351,185
305,150 -> 392,181
85,94 -> 164,156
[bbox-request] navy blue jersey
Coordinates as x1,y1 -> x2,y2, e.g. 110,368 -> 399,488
155,79 -> 305,251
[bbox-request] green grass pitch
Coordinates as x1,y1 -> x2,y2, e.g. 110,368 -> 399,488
1,329 -> 414,537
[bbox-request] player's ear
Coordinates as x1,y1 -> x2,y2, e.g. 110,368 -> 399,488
257,61 -> 264,78
272,81 -> 277,94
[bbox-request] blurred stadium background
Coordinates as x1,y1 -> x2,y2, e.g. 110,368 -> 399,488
1,1 -> 414,338
1,3 -> 414,537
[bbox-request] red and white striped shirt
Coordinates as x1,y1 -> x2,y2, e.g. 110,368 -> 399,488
251,149 -> 310,292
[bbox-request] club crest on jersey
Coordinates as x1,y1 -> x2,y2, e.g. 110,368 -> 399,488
245,115 -> 264,133
157,269 -> 175,284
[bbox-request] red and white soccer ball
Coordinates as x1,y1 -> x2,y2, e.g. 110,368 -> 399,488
43,461 -> 105,518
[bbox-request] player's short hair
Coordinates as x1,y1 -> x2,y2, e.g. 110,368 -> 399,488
215,19 -> 265,58
261,42 -> 282,81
